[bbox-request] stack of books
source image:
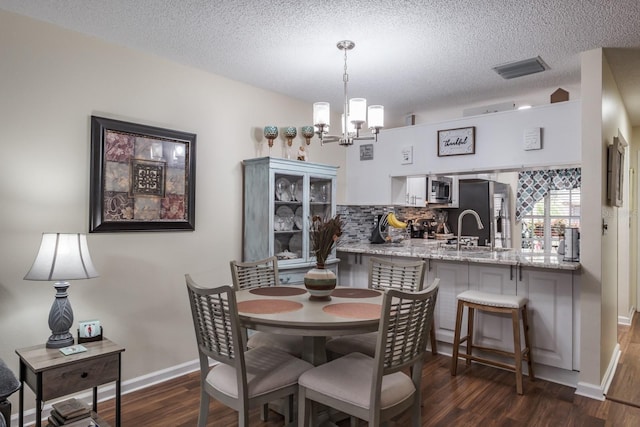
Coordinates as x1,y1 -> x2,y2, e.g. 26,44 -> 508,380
46,398 -> 92,426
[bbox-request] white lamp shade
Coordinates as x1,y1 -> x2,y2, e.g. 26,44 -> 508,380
368,105 -> 384,128
313,102 -> 331,126
349,98 -> 367,123
24,233 -> 99,281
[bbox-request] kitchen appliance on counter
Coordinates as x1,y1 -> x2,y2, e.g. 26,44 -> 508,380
558,227 -> 580,261
408,220 -> 426,238
449,179 -> 511,248
427,176 -> 453,204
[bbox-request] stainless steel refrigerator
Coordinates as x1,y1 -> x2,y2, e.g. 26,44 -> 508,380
449,179 -> 511,248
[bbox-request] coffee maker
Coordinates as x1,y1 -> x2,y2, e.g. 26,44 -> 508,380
408,220 -> 425,238
558,228 -> 580,261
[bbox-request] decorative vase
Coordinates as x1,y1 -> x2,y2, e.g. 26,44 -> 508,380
284,126 -> 297,146
263,126 -> 278,148
304,265 -> 336,300
301,126 -> 315,145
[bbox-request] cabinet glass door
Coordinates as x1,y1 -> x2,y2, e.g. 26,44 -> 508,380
308,175 -> 333,259
274,172 -> 304,262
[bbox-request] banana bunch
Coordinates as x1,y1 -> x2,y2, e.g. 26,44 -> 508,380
387,212 -> 408,229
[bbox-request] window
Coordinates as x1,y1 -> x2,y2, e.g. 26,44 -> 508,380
521,188 -> 580,253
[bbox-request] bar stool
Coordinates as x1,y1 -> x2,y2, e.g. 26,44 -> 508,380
450,290 -> 534,394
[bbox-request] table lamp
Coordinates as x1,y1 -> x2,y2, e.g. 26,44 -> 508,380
24,233 -> 99,348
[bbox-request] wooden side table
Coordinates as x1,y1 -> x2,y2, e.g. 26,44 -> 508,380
15,338 -> 125,427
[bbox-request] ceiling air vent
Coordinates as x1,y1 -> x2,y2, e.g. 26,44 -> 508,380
492,56 -> 549,79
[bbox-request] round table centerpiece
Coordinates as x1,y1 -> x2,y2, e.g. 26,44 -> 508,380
304,214 -> 344,300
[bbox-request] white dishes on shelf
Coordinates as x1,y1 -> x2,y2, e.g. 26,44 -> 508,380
294,207 -> 303,230
275,177 -> 292,201
289,233 -> 302,256
275,206 -> 294,231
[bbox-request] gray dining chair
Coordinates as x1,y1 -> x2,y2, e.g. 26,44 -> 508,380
186,275 -> 313,426
298,282 -> 439,427
326,257 -> 438,358
230,257 -> 303,356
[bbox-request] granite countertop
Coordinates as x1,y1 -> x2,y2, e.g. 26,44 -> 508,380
337,239 -> 581,271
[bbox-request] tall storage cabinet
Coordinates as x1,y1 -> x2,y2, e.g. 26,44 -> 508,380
243,157 -> 338,284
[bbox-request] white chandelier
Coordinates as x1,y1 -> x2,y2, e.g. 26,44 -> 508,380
313,40 -> 384,146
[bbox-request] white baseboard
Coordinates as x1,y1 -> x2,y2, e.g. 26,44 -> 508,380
13,358 -> 200,426
618,306 -> 636,326
575,342 -> 622,401
603,343 -> 622,395
575,381 -> 606,401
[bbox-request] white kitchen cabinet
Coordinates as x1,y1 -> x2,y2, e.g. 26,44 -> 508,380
243,157 -> 338,285
468,263 -> 574,369
406,175 -> 426,206
337,252 -> 372,288
516,266 -> 574,370
337,248 -> 575,370
426,259 -> 470,344
391,175 -> 460,208
390,175 -> 426,206
468,263 -> 517,352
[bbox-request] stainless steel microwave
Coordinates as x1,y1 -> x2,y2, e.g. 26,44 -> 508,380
427,176 -> 452,204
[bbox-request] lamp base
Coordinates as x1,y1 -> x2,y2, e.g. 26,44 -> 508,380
46,332 -> 74,349
46,281 -> 75,349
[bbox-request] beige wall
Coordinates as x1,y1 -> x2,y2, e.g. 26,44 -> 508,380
635,126 -> 640,311
579,48 -> 632,392
579,49 -> 605,389
601,52 -> 632,375
0,10 -> 346,412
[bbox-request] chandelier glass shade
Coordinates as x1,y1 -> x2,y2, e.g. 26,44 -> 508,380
313,40 -> 384,146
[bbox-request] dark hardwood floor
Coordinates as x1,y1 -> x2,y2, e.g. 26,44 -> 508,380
605,311 -> 640,408
97,323 -> 640,426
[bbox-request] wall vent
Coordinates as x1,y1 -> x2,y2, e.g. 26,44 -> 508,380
492,56 -> 549,79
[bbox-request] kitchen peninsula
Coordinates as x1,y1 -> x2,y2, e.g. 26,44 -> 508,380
337,240 -> 581,387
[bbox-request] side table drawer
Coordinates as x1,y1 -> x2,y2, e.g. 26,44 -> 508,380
42,354 -> 120,400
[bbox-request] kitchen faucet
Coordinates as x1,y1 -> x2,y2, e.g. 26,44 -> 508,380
457,209 -> 484,250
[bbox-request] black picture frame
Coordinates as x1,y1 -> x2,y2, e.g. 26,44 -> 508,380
90,116 -> 196,232
607,134 -> 625,207
437,126 -> 476,156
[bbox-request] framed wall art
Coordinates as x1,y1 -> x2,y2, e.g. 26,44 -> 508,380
437,126 -> 475,157
607,133 -> 626,207
360,144 -> 374,161
90,116 -> 197,232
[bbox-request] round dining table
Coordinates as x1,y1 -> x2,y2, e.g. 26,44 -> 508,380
235,286 -> 384,365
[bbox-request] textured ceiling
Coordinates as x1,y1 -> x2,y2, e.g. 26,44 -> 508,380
2,0 -> 640,125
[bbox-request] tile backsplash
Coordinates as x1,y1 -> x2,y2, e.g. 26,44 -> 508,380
337,205 -> 440,243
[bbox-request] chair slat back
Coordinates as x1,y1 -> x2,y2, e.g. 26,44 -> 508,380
369,257 -> 426,292
376,279 -> 439,375
186,275 -> 242,365
230,256 -> 279,290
